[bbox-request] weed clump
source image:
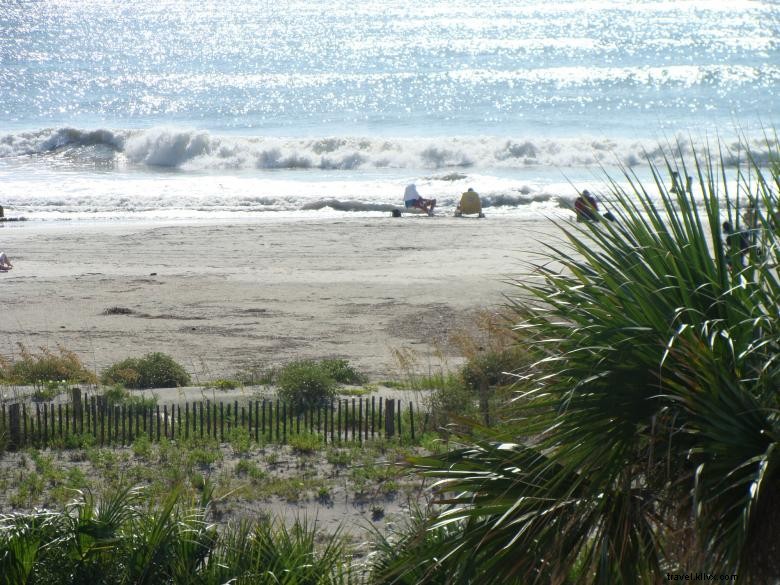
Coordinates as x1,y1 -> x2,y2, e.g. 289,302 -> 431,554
459,348 -> 522,391
0,345 -> 97,385
319,359 -> 367,385
101,352 -> 190,389
276,360 -> 338,410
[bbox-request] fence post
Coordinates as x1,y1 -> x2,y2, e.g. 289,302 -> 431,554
275,400 -> 280,442
71,388 -> 81,435
479,378 -> 490,426
409,402 -> 415,441
337,400 -> 342,442
358,398 -> 363,444
385,399 -> 395,438
330,400 -> 335,444
164,405 -> 169,439
261,400 -> 266,441
397,400 -> 402,441
97,396 -> 106,445
91,396 -> 98,440
36,403 -> 42,444
255,401 -> 259,443
282,402 -> 287,443
22,403 -> 28,446
8,403 -> 21,450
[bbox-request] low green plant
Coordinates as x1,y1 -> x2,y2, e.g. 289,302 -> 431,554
288,432 -> 321,454
338,384 -> 377,396
101,352 -> 190,389
0,487 -> 357,584
459,348 -> 522,391
209,378 -> 240,390
319,359 -> 367,385
0,344 -> 97,385
30,380 -> 67,402
131,434 -> 153,459
326,448 -> 353,466
276,360 -> 337,411
187,444 -> 222,468
228,426 -> 251,455
235,459 -> 266,483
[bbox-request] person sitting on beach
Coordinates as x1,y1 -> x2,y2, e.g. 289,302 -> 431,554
455,187 -> 484,218
574,190 -> 599,222
0,252 -> 13,270
403,183 -> 436,216
722,221 -> 749,267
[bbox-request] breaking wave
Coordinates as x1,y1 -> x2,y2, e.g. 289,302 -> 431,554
3,126 -> 774,171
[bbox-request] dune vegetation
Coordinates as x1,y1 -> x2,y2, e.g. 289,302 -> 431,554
384,137 -> 780,584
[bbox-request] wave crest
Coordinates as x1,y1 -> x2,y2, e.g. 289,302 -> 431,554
1,126 -> 776,171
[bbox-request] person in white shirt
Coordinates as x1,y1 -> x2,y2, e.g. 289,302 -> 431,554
403,183 -> 436,216
0,252 -> 13,270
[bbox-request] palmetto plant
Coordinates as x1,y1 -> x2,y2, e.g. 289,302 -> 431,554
389,138 -> 780,584
0,485 -> 360,585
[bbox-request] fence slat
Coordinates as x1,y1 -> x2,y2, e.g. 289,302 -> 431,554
9,404 -> 20,450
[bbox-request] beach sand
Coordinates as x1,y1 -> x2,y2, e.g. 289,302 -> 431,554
0,213 -> 564,541
0,215 -> 560,381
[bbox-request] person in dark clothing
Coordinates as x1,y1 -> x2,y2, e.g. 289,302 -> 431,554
574,190 -> 599,222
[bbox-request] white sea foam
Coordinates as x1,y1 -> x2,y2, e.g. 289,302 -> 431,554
1,126 -> 773,172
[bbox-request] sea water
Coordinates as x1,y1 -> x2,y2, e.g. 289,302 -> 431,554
1,0 -> 778,222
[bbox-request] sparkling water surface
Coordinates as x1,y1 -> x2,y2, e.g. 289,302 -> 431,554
0,0 -> 777,220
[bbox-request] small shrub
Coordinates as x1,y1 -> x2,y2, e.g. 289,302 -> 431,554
338,384 -> 377,396
2,344 -> 97,385
371,504 -> 385,521
460,349 -> 522,390
234,365 -> 277,386
132,434 -> 153,459
228,426 -> 251,455
317,485 -> 331,502
289,432 -> 321,454
209,378 -> 239,391
102,384 -> 130,405
319,359 -> 367,385
101,384 -> 158,409
101,352 -> 190,389
235,459 -> 266,483
276,360 -> 336,411
188,445 -> 222,468
31,380 -> 67,402
326,448 -> 352,466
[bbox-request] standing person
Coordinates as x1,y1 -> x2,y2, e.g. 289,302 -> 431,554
574,190 -> 599,222
403,183 -> 436,216
0,251 -> 12,270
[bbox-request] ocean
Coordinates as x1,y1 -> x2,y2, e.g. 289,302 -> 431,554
1,0 -> 778,222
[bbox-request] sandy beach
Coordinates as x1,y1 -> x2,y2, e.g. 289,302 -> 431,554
0,215 -> 560,381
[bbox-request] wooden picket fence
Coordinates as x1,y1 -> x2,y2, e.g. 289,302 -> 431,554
0,389 -> 425,451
